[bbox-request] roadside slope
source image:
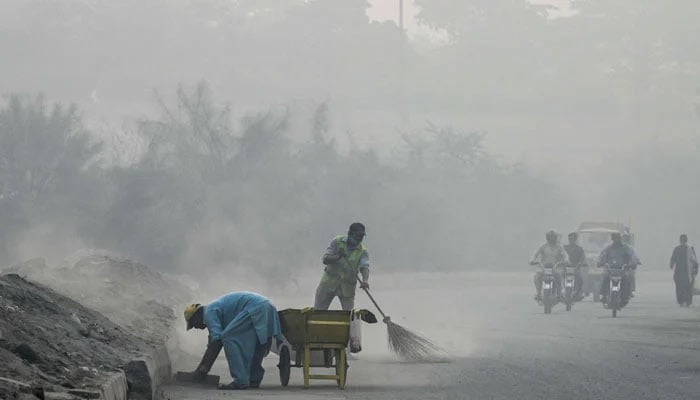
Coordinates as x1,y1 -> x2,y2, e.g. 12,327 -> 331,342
0,274 -> 148,398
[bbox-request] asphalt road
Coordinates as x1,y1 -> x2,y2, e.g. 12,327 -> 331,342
162,269 -> 700,399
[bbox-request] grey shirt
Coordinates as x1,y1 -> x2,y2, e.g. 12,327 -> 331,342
598,243 -> 640,267
531,243 -> 569,265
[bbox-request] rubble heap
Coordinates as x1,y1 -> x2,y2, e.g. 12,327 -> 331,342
0,274 -> 148,398
6,254 -> 193,345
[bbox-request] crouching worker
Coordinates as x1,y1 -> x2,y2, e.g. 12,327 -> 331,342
184,291 -> 283,390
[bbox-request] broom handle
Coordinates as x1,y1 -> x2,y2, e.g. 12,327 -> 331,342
356,276 -> 388,320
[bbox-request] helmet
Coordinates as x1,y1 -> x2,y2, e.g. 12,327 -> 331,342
184,303 -> 202,330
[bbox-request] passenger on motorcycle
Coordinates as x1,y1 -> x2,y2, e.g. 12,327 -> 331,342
530,230 -> 570,302
564,232 -> 586,300
597,232 -> 640,304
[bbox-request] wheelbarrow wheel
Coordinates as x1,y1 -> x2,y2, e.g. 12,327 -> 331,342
278,346 -> 291,387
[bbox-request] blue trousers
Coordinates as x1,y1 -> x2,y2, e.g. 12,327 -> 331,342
221,318 -> 272,385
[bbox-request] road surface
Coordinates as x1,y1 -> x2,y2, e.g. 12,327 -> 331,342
163,269 -> 700,399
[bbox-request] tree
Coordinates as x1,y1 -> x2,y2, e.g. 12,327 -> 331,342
564,1 -> 700,117
0,94 -> 103,261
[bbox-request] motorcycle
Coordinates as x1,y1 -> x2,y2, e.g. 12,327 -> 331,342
603,262 -> 632,318
562,264 -> 578,311
535,262 -> 561,314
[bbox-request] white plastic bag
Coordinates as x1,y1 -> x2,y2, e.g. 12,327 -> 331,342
349,309 -> 363,353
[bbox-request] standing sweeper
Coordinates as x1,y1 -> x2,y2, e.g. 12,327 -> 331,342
314,222 -> 370,311
313,222 -> 444,361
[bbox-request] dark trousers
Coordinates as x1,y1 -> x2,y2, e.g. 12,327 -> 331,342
250,340 -> 272,385
674,272 -> 694,306
573,269 -> 583,296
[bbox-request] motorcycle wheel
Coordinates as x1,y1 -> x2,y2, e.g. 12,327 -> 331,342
611,292 -> 619,318
565,288 -> 573,311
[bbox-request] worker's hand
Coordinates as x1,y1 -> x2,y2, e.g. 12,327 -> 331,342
337,247 -> 346,259
360,281 -> 370,290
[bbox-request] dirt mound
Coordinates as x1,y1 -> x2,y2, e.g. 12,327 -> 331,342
0,274 -> 148,394
6,254 -> 194,345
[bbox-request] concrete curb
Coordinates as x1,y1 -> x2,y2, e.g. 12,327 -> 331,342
1,348 -> 169,400
97,371 -> 129,400
125,345 -> 172,400
2,372 -> 129,400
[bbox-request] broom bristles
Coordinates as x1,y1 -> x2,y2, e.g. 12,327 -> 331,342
386,320 -> 444,361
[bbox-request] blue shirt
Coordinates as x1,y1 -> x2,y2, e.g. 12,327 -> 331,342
204,291 -> 281,344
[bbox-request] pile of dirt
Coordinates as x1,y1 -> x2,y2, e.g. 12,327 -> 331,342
5,253 -> 194,346
0,274 -> 148,397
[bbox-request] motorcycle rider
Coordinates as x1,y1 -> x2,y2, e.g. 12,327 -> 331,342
598,232 -> 640,304
564,232 -> 586,300
530,230 -> 570,302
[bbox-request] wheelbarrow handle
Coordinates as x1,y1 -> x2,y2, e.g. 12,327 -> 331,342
356,276 -> 389,322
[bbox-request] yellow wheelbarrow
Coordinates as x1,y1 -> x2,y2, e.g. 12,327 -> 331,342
277,308 -> 351,389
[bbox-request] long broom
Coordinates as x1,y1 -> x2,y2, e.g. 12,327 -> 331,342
356,277 -> 444,361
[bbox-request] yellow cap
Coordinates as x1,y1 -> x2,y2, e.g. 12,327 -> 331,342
184,303 -> 202,330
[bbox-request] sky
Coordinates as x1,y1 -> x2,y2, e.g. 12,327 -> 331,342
367,0 -> 579,44
366,0 -> 448,45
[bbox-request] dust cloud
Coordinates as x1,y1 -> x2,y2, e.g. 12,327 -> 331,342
1,0 -> 699,366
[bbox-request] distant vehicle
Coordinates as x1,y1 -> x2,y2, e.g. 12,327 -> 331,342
577,221 -> 634,302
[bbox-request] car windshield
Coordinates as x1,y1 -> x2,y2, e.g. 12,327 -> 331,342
579,231 -> 611,254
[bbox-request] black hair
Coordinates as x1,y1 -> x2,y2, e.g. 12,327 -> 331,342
349,222 -> 366,234
192,306 -> 205,328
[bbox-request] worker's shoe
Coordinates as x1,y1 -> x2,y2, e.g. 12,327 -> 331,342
249,381 -> 261,389
218,382 -> 249,390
